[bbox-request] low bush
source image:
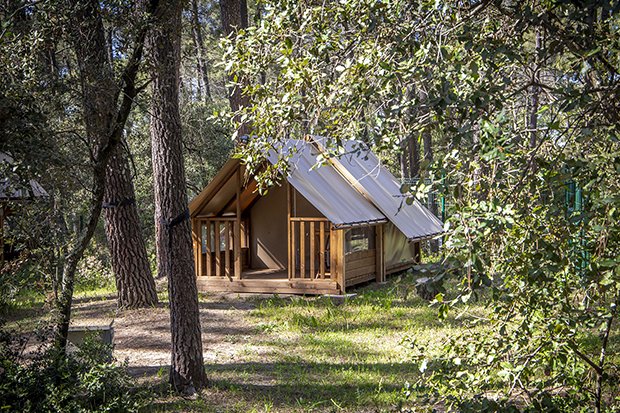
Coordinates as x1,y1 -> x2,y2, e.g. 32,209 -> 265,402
0,322 -> 146,412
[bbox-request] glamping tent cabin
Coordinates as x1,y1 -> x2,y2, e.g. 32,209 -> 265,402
189,137 -> 443,295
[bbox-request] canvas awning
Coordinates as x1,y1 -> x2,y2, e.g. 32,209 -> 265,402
267,140 -> 386,228
312,137 -> 444,241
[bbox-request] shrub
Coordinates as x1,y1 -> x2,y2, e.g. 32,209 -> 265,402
0,322 -> 147,412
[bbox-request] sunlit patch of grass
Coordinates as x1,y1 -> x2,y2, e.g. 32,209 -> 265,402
174,271 -> 488,412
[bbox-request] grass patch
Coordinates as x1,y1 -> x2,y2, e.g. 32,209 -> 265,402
164,272 -> 490,412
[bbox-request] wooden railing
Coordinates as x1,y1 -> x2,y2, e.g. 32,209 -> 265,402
195,217 -> 237,278
288,218 -> 330,280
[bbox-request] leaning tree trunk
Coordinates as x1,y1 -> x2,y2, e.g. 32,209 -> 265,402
148,0 -> 207,394
103,143 -> 158,308
55,0 -> 150,351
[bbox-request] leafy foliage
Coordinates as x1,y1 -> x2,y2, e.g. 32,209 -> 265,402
0,323 -> 146,412
224,0 -> 620,411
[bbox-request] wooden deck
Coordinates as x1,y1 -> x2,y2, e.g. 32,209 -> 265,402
196,268 -> 341,295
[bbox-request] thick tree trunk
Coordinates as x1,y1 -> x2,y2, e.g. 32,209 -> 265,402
220,0 -> 250,136
148,0 -> 207,394
103,143 -> 158,308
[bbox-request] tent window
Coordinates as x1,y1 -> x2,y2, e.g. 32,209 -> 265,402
345,226 -> 375,254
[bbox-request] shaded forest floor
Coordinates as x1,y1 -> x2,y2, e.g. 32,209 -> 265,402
5,272 -> 488,412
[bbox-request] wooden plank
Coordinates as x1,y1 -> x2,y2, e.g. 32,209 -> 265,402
345,256 -> 376,271
291,220 -> 296,278
309,222 -> 315,279
376,224 -> 385,283
215,221 -> 221,277
319,222 -> 325,279
234,166 -> 242,279
346,265 -> 376,280
330,228 -> 345,293
225,221 -> 230,277
191,219 -> 200,276
289,217 -> 329,222
299,221 -> 305,278
346,250 -> 375,261
287,182 -> 292,279
193,215 -> 236,221
196,277 -> 341,295
205,220 -> 212,276
345,272 -> 375,288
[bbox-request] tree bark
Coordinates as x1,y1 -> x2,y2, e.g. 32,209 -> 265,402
103,143 -> 158,309
190,0 -> 212,102
220,0 -> 250,136
148,0 -> 207,394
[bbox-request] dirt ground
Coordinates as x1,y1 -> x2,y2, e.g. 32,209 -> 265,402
68,293 -> 263,381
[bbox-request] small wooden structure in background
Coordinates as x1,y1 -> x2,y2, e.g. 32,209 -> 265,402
1,152 -> 49,264
189,137 -> 443,295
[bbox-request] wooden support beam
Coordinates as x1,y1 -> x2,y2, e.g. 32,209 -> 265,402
215,221 -> 221,276
287,182 -> 292,279
375,224 -> 385,283
291,220 -> 296,279
191,219 -> 200,276
225,221 -> 230,277
309,222 -> 315,279
234,166 -> 242,279
330,228 -> 346,293
205,221 -> 212,276
319,222 -> 325,279
299,221 -> 305,278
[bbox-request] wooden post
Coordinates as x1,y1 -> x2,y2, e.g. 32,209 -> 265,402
330,228 -> 346,293
234,166 -> 242,279
224,221 -> 230,277
191,219 -> 200,276
215,221 -> 221,276
319,221 -> 325,279
299,221 -> 305,278
291,220 -> 296,279
375,224 -> 385,283
309,221 -> 315,279
287,182 -> 292,279
205,220 -> 212,276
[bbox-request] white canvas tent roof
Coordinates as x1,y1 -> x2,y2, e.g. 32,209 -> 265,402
190,138 -> 444,241
267,140 -> 386,227
311,137 -> 444,241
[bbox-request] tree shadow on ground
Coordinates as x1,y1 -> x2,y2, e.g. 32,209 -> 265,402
134,360 -> 418,412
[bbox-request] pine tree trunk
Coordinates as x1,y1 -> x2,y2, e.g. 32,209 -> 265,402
148,0 -> 207,394
220,0 -> 250,136
191,0 -> 211,102
103,143 -> 158,308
